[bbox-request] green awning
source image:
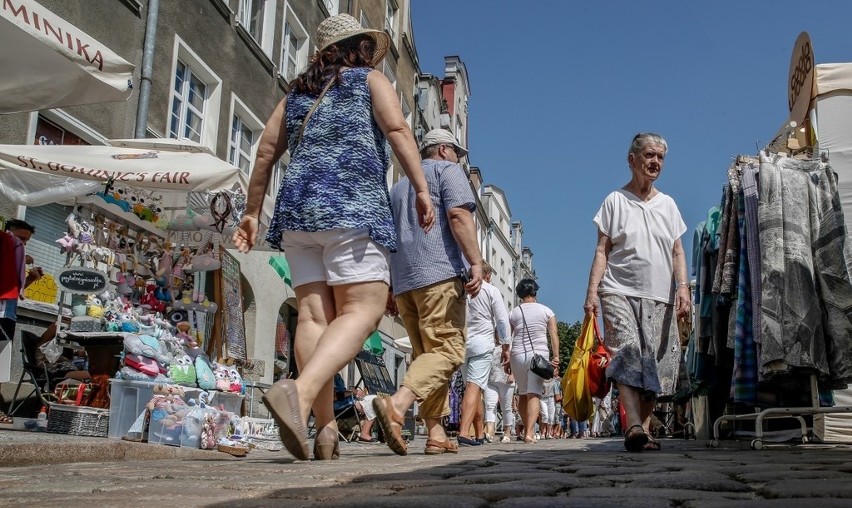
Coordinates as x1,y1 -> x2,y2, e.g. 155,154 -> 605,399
364,330 -> 384,355
268,255 -> 291,286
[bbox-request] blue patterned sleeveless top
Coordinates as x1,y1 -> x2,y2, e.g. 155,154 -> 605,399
266,67 -> 395,251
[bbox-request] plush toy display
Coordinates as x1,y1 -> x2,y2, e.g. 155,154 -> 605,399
168,352 -> 197,387
147,384 -> 190,444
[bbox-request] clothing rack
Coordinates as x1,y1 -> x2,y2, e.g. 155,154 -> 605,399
705,151 -> 852,450
709,374 -> 852,450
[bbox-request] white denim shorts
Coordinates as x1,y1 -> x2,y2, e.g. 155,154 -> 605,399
281,228 -> 390,288
462,350 -> 492,390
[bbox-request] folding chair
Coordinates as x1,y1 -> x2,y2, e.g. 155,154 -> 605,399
353,351 -> 416,441
7,330 -> 59,416
331,373 -> 362,442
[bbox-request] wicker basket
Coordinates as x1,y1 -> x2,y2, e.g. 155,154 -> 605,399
46,404 -> 109,437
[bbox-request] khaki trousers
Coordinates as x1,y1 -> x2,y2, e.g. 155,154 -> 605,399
396,278 -> 467,419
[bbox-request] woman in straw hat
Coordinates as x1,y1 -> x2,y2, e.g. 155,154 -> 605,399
233,13 -> 434,461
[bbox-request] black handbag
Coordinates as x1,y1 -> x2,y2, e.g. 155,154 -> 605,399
520,306 -> 554,380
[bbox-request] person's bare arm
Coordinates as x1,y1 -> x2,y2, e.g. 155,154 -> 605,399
233,98 -> 288,253
548,315 -> 560,368
584,229 -> 611,318
671,238 -> 690,318
446,206 -> 483,297
368,70 -> 434,232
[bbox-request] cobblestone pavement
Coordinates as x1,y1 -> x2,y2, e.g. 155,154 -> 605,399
2,432 -> 852,507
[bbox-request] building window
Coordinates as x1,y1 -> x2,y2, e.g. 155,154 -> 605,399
360,11 -> 371,28
268,160 -> 285,199
170,60 -> 207,143
281,4 -> 309,82
401,94 -> 411,129
323,0 -> 338,15
385,1 -> 397,41
228,94 -> 265,176
167,37 -> 222,150
383,61 -> 396,89
229,116 -> 253,174
238,0 -> 265,41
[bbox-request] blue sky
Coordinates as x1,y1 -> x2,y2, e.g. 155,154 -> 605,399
411,0 -> 852,324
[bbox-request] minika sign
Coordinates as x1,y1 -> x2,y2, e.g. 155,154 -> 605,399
57,267 -> 108,295
788,32 -> 815,128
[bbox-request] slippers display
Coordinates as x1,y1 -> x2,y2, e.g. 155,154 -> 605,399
424,438 -> 459,455
372,395 -> 408,456
624,424 -> 650,452
262,379 -> 309,460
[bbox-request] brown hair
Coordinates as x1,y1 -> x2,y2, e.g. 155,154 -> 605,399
292,35 -> 376,95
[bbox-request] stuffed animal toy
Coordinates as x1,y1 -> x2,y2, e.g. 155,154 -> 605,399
227,366 -> 243,394
147,384 -> 189,443
214,363 -> 231,392
86,295 -> 105,319
55,233 -> 77,253
189,351 -> 216,391
168,352 -> 197,387
174,321 -> 197,348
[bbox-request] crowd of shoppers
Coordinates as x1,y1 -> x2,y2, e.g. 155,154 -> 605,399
236,13 -> 687,460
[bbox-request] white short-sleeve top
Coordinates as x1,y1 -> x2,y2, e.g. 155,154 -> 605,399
593,189 -> 687,304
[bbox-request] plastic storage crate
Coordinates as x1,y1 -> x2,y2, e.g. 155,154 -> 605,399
107,379 -> 157,439
210,391 -> 244,415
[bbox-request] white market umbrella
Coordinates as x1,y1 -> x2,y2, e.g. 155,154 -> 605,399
0,0 -> 134,114
0,138 -> 276,248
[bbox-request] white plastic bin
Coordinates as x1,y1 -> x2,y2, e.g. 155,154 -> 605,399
210,391 -> 244,415
107,379 -> 157,439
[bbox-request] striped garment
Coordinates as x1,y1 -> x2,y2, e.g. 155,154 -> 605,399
731,188 -> 757,404
389,159 -> 476,296
266,67 -> 394,251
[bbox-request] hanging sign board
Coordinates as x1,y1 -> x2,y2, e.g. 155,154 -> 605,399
788,32 -> 815,128
56,267 -> 108,294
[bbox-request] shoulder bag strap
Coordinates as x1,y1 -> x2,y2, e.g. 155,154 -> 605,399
293,77 -> 337,148
519,305 -> 535,354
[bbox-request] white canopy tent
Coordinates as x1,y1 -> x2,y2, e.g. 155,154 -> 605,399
811,62 -> 852,238
809,63 -> 852,442
0,0 -> 134,113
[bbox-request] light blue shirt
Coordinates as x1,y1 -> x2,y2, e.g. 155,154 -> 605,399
389,159 -> 475,295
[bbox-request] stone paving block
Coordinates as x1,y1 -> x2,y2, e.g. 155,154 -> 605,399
684,498 -> 852,508
734,470 -> 851,483
214,494 -> 491,508
597,470 -> 752,492
759,478 -> 852,498
570,464 -> 673,477
443,472 -> 610,490
401,482 -> 556,502
494,496 -> 674,508
568,487 -> 755,501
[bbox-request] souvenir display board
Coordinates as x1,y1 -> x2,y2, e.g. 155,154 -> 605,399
219,248 -> 247,361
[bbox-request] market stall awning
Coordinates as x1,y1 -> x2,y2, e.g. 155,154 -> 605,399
0,140 -> 247,206
0,0 -> 134,114
268,255 -> 292,286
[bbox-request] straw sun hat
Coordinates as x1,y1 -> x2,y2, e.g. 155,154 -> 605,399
316,13 -> 390,67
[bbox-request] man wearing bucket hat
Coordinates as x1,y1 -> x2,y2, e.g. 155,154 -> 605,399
372,128 -> 483,456
233,13 -> 434,462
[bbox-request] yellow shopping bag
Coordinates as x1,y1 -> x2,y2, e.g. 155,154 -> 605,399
561,315 -> 596,421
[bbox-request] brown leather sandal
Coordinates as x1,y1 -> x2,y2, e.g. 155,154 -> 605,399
372,395 -> 408,456
424,438 -> 459,455
623,424 -> 649,452
262,379 -> 309,460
